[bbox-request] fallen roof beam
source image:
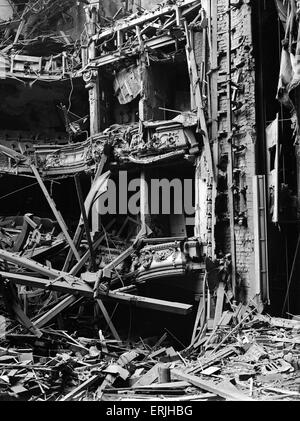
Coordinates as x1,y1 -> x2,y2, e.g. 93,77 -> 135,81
105,290 -> 193,315
0,271 -> 93,297
0,271 -> 193,315
0,249 -> 65,279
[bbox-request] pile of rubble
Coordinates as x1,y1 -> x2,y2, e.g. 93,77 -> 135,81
1,302 -> 300,401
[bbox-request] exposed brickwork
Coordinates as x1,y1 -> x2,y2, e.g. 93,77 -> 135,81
214,0 -> 257,300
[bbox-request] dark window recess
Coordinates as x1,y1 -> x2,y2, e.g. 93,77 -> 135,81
269,145 -> 276,171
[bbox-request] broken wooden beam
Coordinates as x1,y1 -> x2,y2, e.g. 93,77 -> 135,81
33,295 -> 78,329
30,164 -> 80,262
74,174 -> 96,271
96,299 -> 121,342
106,290 -> 193,315
0,270 -> 193,315
172,369 -> 254,401
213,282 -> 225,329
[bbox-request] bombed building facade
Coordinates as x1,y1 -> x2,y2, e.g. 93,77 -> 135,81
0,0 -> 300,354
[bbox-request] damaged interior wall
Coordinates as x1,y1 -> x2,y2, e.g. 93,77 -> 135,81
211,0 -> 257,304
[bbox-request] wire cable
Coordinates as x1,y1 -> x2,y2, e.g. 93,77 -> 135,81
0,181 -> 39,201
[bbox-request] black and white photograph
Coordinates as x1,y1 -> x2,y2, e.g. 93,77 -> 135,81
0,0 -> 299,406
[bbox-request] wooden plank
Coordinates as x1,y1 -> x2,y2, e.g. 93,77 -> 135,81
0,271 -> 94,298
190,295 -> 205,345
60,374 -> 100,401
106,290 -> 193,315
34,295 -> 77,328
213,282 -> 225,329
0,269 -> 191,315
160,393 -> 217,401
30,165 -> 80,262
96,299 -> 121,342
204,311 -> 231,349
172,370 -> 254,401
0,249 -> 62,279
74,174 -> 96,271
137,381 -> 190,389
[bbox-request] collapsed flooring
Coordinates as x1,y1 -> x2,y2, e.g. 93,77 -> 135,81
1,302 -> 300,401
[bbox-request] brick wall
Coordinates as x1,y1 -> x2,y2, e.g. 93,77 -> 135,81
215,0 -> 257,301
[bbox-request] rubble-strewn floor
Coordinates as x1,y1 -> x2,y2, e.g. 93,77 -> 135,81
1,301 -> 300,401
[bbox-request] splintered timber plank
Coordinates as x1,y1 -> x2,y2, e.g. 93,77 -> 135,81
137,381 -> 190,389
106,290 -> 193,315
204,311 -> 230,349
172,370 -> 254,401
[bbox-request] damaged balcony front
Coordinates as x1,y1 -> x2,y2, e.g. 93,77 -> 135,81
0,0 -> 216,342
